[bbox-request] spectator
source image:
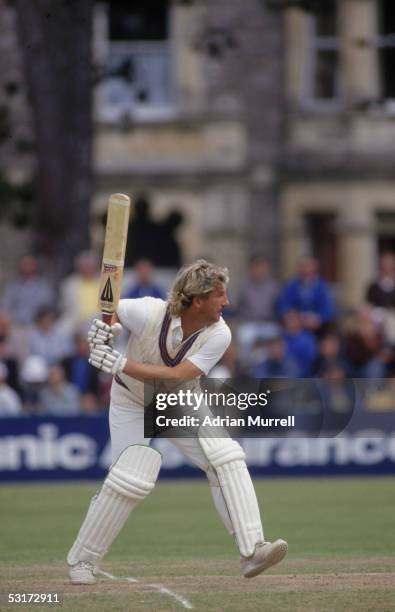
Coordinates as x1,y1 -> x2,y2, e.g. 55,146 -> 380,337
124,259 -> 165,300
59,251 -> 100,334
29,307 -> 73,365
0,362 -> 23,416
0,255 -> 54,326
62,333 -> 100,396
318,368 -> 354,433
366,252 -> 395,344
236,255 -> 279,358
80,392 -> 104,416
0,311 -> 20,391
20,355 -> 49,414
238,255 -> 279,323
321,363 -> 348,381
282,309 -> 317,377
251,332 -> 299,378
39,365 -> 81,416
344,306 -> 389,378
366,252 -> 395,308
277,256 -> 335,332
312,332 -> 351,377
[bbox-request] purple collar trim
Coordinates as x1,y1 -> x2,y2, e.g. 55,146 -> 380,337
159,310 -> 201,366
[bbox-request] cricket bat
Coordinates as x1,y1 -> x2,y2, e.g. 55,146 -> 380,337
98,193 -> 131,325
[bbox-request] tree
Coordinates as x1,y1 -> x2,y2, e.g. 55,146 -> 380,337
14,0 -> 93,279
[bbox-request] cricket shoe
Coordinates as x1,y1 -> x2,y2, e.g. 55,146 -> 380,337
69,561 -> 96,585
241,539 -> 288,578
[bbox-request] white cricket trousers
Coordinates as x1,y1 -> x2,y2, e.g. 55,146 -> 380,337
109,401 -> 234,535
110,401 -> 212,471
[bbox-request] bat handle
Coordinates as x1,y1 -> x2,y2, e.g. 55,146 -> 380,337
102,312 -> 113,326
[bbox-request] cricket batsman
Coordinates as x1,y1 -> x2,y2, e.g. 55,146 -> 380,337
67,259 -> 288,584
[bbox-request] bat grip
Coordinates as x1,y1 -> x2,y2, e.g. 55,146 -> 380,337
101,312 -> 113,326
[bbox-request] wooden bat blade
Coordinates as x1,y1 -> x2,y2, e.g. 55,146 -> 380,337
99,193 -> 131,322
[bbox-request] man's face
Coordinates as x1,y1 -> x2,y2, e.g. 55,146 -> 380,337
19,256 -> 38,278
199,284 -> 229,324
135,259 -> 153,284
300,257 -> 318,280
379,253 -> 395,276
250,258 -> 268,281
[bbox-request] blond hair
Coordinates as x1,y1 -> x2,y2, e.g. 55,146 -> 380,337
168,259 -> 229,317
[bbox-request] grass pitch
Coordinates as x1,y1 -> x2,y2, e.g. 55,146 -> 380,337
0,477 -> 394,611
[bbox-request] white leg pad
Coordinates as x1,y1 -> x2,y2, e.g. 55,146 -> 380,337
207,466 -> 234,535
67,445 -> 161,566
199,434 -> 264,557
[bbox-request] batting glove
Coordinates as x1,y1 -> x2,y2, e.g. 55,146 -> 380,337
89,344 -> 127,375
87,318 -> 123,349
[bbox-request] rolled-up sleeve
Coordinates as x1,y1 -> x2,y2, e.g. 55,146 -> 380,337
187,326 -> 232,375
116,298 -> 151,337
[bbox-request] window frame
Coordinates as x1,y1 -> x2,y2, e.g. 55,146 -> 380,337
302,6 -> 341,111
376,0 -> 395,100
93,1 -> 176,124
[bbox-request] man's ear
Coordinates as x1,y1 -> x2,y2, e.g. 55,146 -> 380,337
192,295 -> 202,309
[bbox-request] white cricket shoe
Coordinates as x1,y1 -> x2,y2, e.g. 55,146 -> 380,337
241,539 -> 288,578
69,561 -> 96,585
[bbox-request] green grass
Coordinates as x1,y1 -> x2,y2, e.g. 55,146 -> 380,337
0,477 -> 394,611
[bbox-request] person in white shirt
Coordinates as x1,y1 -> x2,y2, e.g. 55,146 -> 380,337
0,362 -> 23,417
67,260 -> 287,584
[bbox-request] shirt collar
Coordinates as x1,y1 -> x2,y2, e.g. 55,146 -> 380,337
169,315 -> 208,346
170,316 -> 182,332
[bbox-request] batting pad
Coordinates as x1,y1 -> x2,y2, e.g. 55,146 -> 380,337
199,432 -> 264,557
67,445 -> 161,566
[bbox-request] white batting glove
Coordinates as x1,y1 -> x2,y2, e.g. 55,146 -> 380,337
87,318 -> 123,349
89,344 -> 127,375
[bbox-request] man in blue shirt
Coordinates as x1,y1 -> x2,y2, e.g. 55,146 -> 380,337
124,259 -> 165,300
277,257 -> 335,333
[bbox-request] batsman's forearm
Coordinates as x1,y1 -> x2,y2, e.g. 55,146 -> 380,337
121,357 -> 202,382
122,359 -> 179,382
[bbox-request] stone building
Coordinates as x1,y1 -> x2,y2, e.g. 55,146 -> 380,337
88,0 -> 395,304
281,0 -> 395,307
91,0 -> 284,292
1,0 -> 395,306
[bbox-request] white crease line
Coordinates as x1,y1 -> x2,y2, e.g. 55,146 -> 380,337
98,570 -> 117,580
98,570 -> 193,609
147,583 -> 194,610
99,570 -> 139,583
125,576 -> 139,584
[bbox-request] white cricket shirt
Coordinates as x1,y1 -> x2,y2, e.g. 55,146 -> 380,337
117,297 -> 231,376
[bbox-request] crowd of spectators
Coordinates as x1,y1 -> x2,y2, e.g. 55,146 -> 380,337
1,250 -> 395,417
223,253 -> 395,383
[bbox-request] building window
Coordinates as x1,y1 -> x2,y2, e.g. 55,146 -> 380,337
376,211 -> 395,253
305,0 -> 339,105
304,212 -> 338,282
377,0 -> 395,99
94,0 -> 174,122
